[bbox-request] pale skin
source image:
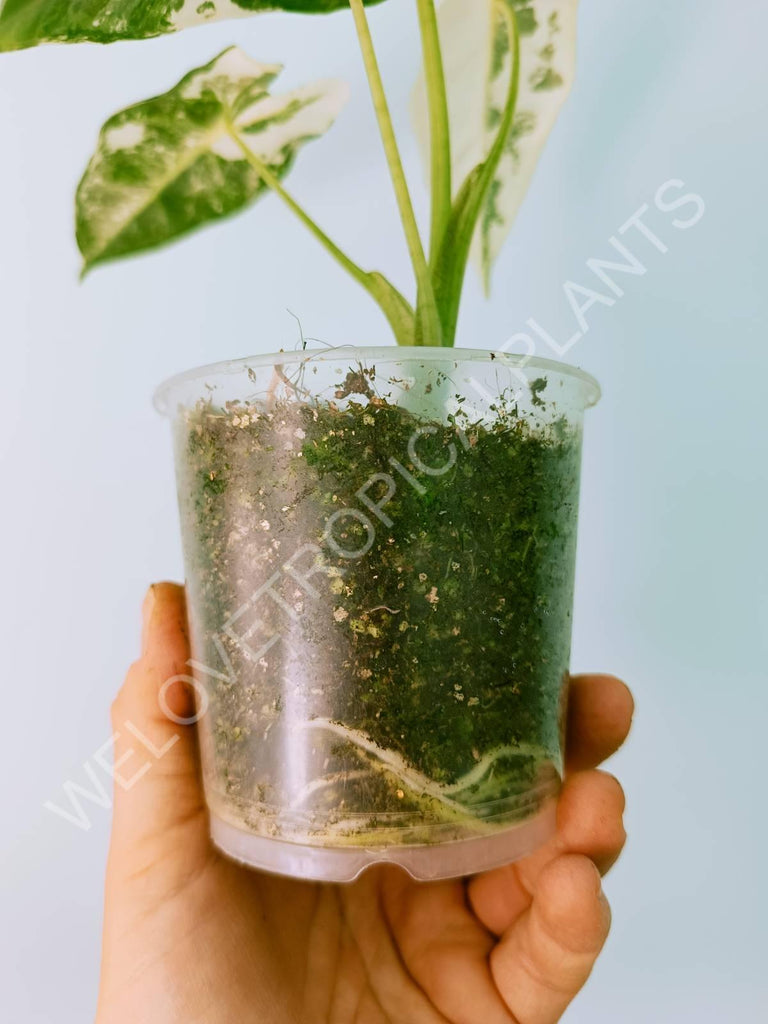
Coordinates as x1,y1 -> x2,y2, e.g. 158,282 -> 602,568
97,583 -> 633,1024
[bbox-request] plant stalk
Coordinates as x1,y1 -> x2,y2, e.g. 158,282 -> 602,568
415,0 -> 452,263
349,0 -> 442,346
229,128 -> 416,346
432,6 -> 521,347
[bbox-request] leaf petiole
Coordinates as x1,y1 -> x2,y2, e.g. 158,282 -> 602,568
349,0 -> 442,346
432,4 -> 521,347
415,0 -> 452,264
228,126 -> 416,346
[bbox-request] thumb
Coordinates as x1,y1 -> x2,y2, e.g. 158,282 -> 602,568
107,583 -> 209,874
490,854 -> 611,1024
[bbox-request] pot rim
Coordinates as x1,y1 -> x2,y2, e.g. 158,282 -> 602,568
154,345 -> 601,415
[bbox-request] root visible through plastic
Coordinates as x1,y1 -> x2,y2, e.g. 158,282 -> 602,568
296,718 -> 554,814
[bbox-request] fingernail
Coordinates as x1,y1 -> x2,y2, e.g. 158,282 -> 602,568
141,585 -> 157,655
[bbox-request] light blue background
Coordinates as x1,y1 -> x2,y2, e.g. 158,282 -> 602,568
1,0 -> 766,1020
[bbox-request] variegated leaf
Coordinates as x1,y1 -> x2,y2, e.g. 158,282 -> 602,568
0,0 -> 386,53
413,0 -> 579,292
76,46 -> 349,272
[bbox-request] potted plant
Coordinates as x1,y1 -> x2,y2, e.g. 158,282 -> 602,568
2,0 -> 600,882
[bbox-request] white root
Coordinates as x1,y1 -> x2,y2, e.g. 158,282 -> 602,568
441,742 -> 553,794
289,770 -> 370,810
296,718 -> 554,811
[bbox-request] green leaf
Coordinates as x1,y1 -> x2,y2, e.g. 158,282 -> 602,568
76,46 -> 349,272
412,0 -> 579,294
0,0 -> 387,52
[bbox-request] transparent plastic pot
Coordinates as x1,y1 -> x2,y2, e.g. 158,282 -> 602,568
155,347 -> 600,883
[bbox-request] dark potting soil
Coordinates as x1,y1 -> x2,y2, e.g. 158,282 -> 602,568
174,366 -> 582,844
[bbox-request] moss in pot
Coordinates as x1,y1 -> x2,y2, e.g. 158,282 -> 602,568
157,345 -> 598,878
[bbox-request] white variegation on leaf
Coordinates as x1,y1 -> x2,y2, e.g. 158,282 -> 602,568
0,0 -> 388,53
76,47 -> 349,272
413,0 -> 579,292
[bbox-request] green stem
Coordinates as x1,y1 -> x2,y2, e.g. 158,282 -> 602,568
232,133 -> 366,288
432,6 -> 521,347
229,128 -> 416,346
349,0 -> 442,346
415,0 -> 452,264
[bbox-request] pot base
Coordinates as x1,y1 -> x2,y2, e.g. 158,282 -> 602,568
210,801 -> 557,883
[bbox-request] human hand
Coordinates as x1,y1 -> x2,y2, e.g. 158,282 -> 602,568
96,583 -> 632,1024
